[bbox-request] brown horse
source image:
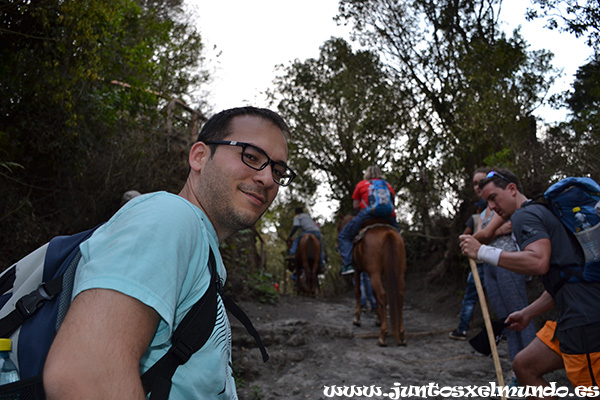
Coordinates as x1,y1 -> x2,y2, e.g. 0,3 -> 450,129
295,233 -> 321,296
338,215 -> 407,346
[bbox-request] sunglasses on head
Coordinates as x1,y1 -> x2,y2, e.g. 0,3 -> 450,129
486,170 -> 512,184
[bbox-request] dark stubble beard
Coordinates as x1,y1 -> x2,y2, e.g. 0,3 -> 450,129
202,173 -> 271,234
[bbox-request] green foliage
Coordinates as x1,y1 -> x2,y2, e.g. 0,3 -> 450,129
249,385 -> 264,400
0,0 -> 208,263
544,56 -> 600,178
264,0 -> 567,286
336,0 -> 556,231
270,37 -> 403,214
247,271 -> 279,304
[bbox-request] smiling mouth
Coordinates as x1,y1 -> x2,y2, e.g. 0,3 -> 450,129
241,189 -> 266,206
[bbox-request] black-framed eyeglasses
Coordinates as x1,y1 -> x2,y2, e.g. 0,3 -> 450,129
204,140 -> 296,186
486,171 -> 512,184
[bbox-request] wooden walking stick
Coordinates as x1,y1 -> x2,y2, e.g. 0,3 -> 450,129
468,257 -> 506,400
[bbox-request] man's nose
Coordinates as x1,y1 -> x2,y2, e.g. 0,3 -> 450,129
253,164 -> 274,186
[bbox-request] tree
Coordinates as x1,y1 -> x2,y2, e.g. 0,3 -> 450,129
526,0 -> 600,54
544,56 -> 600,178
0,0 -> 209,262
336,0 -> 556,232
270,37 -> 405,215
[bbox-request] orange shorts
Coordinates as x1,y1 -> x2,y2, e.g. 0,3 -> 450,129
537,320 -> 600,388
536,320 -> 561,355
562,352 -> 600,388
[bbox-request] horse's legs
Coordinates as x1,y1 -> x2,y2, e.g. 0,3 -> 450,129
295,260 -> 303,295
353,271 -> 362,327
307,239 -> 319,296
398,292 -> 406,345
309,259 -> 317,296
369,272 -> 388,346
398,264 -> 407,345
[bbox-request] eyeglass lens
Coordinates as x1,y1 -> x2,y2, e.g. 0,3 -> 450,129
241,144 -> 293,185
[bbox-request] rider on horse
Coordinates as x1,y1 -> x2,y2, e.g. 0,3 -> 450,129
287,207 -> 324,270
338,165 -> 399,275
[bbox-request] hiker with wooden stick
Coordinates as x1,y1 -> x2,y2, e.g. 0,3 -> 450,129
470,173 -> 537,388
460,169 -> 600,395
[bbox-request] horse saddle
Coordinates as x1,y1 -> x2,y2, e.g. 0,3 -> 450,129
353,219 -> 397,244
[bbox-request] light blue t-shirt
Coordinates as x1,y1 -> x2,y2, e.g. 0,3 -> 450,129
74,192 -> 237,399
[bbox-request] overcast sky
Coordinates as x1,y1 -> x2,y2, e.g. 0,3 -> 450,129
189,0 -> 592,122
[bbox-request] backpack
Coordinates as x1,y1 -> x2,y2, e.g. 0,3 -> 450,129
366,179 -> 393,217
0,225 -> 268,399
539,176 -> 600,283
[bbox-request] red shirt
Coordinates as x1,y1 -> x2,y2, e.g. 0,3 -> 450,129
352,179 -> 396,216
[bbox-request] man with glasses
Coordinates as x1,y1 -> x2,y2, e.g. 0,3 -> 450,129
459,168 -> 600,396
44,107 -> 294,400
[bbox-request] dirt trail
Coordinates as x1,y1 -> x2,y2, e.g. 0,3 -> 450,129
232,283 -> 570,400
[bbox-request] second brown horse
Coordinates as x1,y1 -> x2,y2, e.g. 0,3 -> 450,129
295,233 -> 321,296
339,216 -> 407,346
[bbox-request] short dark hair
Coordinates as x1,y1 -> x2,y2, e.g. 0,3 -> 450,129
196,106 -> 291,143
479,168 -> 524,194
294,207 -> 303,214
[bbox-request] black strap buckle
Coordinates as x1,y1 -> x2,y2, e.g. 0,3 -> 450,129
15,284 -> 53,318
171,340 -> 194,363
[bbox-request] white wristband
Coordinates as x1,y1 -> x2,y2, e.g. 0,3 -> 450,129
477,245 -> 502,266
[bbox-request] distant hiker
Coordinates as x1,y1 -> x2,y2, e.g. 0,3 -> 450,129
120,190 -> 142,206
449,168 -> 489,342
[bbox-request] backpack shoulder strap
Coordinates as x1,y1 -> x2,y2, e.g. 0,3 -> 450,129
0,275 -> 62,338
360,180 -> 373,209
522,198 -> 587,291
142,248 -> 269,400
141,249 -> 218,399
221,293 -> 269,362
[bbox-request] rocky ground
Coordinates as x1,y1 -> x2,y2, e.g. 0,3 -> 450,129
231,276 -> 571,400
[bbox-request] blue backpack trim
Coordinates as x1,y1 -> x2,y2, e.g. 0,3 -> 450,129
542,177 -> 600,284
21,226 -> 99,379
544,177 -> 600,233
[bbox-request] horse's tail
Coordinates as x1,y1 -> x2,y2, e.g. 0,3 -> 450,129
306,234 -> 320,268
299,234 -> 320,295
383,230 -> 407,344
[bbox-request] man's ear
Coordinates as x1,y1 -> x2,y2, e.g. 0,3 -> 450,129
189,142 -> 211,172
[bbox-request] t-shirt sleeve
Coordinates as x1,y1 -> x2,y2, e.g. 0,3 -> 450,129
352,181 -> 365,201
75,194 -> 212,346
512,206 -> 550,250
465,216 -> 474,231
